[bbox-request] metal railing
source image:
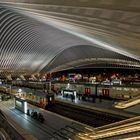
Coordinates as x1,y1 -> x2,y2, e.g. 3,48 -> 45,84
0,128 -> 11,140
114,95 -> 140,109
78,116 -> 140,140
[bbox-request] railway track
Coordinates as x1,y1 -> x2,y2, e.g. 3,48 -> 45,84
48,101 -> 127,127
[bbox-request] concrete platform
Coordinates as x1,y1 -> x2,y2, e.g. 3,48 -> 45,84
0,99 -> 88,140
55,95 -> 137,118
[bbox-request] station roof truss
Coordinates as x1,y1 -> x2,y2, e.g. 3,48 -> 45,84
0,0 -> 140,77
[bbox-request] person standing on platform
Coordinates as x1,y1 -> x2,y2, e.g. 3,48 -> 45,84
71,94 -> 75,102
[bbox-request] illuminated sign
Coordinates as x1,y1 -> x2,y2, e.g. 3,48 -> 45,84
24,102 -> 27,114
63,91 -> 73,95
15,100 -> 22,108
102,89 -> 109,97
85,88 -> 91,94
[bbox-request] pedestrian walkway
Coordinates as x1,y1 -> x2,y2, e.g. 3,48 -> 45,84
0,99 -> 90,140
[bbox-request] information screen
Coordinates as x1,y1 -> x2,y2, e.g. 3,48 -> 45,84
15,100 -> 22,108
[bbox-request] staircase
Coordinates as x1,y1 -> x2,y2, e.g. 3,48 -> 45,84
51,116 -> 140,140
51,122 -> 95,140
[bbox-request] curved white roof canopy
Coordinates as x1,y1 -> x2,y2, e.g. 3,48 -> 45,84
0,0 -> 140,76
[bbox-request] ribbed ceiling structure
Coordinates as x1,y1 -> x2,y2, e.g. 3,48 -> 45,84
0,0 -> 140,77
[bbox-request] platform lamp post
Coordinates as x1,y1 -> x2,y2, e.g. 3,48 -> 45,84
48,80 -> 51,93
5,79 -> 7,87
95,83 -> 99,97
10,85 -> 11,94
48,72 -> 52,94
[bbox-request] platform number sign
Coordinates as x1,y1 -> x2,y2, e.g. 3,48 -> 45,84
102,89 -> 109,97
85,88 -> 91,94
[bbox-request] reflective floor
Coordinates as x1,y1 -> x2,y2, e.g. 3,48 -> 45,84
0,99 -> 86,140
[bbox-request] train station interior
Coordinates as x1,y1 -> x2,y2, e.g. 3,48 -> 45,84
0,0 -> 140,140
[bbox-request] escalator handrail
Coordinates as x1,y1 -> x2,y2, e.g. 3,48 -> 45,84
97,121 -> 140,133
96,116 -> 140,130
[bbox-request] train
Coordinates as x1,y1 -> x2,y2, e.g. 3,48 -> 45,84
0,86 -> 55,109
10,81 -> 140,100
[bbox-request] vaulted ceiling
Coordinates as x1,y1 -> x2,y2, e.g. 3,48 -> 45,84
0,0 -> 140,77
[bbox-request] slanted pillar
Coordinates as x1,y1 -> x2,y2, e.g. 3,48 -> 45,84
20,75 -> 26,81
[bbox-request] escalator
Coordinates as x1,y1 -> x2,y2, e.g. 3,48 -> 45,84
0,128 -> 11,140
114,95 -> 140,109
77,116 -> 140,140
52,116 -> 140,140
52,122 -> 94,140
